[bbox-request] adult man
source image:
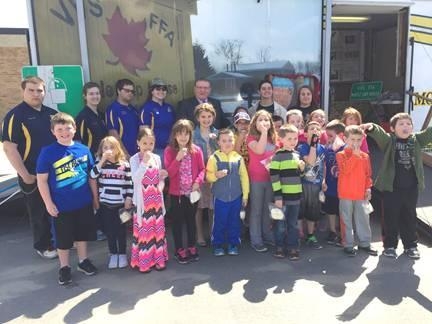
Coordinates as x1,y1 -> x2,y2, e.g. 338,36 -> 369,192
2,76 -> 57,259
177,79 -> 229,129
105,79 -> 140,157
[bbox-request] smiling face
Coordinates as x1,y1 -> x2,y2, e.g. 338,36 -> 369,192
197,111 -> 215,129
299,87 -> 313,107
137,134 -> 155,153
194,80 -> 211,101
175,130 -> 191,148
84,86 -> 101,109
391,118 -> 413,139
310,111 -> 326,127
151,86 -> 167,102
52,123 -> 76,146
259,82 -> 273,100
287,114 -> 303,129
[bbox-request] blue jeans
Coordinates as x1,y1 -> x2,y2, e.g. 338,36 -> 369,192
273,204 -> 300,249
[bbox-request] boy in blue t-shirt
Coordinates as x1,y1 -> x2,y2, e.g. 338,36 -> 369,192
298,121 -> 326,249
323,120 -> 346,246
37,112 -> 98,285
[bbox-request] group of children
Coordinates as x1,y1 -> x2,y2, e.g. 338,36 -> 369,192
36,100 -> 431,286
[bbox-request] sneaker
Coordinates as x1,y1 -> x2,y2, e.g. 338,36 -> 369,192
108,254 -> 118,269
118,254 -> 128,268
36,249 -> 58,259
326,232 -> 342,246
213,247 -> 225,257
273,247 -> 286,259
227,245 -> 239,256
58,266 -> 72,285
383,247 -> 397,258
188,246 -> 199,262
404,247 -> 420,260
174,248 -> 189,264
305,235 -> 322,250
344,247 -> 357,257
288,249 -> 300,261
359,246 -> 378,256
77,259 -> 98,275
252,244 -> 268,253
96,230 -> 107,241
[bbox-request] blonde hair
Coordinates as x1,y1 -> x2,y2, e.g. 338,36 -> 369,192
50,112 -> 75,130
96,136 -> 127,163
341,107 -> 362,125
344,125 -> 364,137
169,119 -> 195,152
286,109 -> 303,122
248,110 -> 276,144
278,124 -> 298,138
194,102 -> 216,119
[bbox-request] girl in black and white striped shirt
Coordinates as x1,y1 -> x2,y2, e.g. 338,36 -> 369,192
90,136 -> 133,269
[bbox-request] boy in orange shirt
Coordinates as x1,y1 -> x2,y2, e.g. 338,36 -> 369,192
336,125 -> 377,257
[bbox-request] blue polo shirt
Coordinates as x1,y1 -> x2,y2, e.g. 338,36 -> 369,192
36,141 -> 94,212
139,100 -> 175,150
1,101 -> 57,175
75,106 -> 108,156
106,100 -> 139,156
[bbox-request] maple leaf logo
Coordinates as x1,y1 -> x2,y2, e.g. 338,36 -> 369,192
103,6 -> 152,76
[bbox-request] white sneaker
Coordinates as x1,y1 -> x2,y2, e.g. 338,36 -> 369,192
108,254 -> 118,269
36,249 -> 58,259
118,254 -> 128,268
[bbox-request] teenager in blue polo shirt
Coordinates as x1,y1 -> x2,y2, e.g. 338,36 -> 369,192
139,77 -> 175,160
75,82 -> 108,156
106,79 -> 139,157
2,76 -> 57,259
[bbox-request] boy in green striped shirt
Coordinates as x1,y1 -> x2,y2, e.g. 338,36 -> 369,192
270,124 -> 305,260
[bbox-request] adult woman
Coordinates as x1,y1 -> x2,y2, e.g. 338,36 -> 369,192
139,78 -> 176,161
75,82 -> 108,156
248,80 -> 287,121
289,85 -> 318,122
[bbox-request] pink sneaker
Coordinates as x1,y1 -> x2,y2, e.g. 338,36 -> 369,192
188,246 -> 199,262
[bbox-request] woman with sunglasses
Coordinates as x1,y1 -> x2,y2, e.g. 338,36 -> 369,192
139,78 -> 176,162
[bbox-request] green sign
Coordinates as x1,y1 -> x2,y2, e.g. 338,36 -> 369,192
22,65 -> 84,117
350,81 -> 383,101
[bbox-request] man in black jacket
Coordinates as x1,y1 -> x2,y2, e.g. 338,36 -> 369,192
177,79 -> 229,129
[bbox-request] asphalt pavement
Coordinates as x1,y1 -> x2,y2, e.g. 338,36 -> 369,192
0,203 -> 431,324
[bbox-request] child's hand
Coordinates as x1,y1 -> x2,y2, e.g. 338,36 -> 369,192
176,148 -> 188,161
332,136 -> 345,151
102,150 -> 113,163
209,133 -> 217,140
192,182 -> 200,192
242,199 -> 248,207
365,189 -> 372,200
275,200 -> 283,209
46,202 -> 59,217
360,123 -> 373,132
159,169 -> 168,179
322,182 -> 328,192
216,169 -> 228,178
298,160 -> 305,172
258,121 -> 269,133
124,198 -> 133,210
93,199 -> 100,211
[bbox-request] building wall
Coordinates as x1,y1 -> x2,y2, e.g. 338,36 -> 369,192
0,34 -> 29,122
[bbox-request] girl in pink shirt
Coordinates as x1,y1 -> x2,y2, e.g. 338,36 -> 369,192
247,110 -> 277,252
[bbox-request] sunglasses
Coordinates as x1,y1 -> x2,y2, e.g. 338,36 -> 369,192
122,88 -> 136,95
154,86 -> 167,91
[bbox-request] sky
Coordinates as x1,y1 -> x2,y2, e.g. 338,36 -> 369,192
0,0 -> 28,28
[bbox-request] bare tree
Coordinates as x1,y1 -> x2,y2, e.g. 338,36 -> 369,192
256,46 -> 271,63
215,39 -> 244,69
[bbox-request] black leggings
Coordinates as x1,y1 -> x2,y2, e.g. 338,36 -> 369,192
100,204 -> 126,254
170,195 -> 197,251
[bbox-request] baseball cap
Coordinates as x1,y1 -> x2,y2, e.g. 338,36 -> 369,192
234,111 -> 251,124
150,78 -> 167,88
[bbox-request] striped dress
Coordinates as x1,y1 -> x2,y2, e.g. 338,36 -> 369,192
130,153 -> 168,272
